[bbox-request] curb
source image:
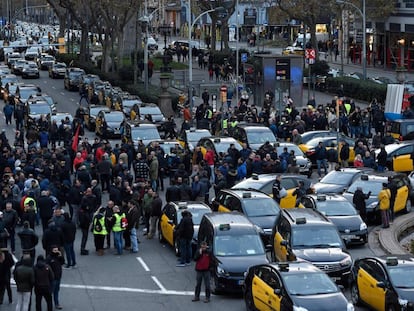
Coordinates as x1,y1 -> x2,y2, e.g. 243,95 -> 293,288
378,212 -> 414,255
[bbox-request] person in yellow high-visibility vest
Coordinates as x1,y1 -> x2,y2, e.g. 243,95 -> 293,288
93,207 -> 108,256
111,205 -> 126,255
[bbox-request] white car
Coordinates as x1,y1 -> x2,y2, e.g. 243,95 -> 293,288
147,37 -> 158,51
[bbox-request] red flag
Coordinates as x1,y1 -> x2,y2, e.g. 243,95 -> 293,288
72,125 -> 80,152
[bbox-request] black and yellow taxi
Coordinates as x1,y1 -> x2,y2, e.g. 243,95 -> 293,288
122,120 -> 161,151
158,201 -> 211,256
233,173 -> 313,209
343,172 -> 413,223
300,136 -> 356,165
197,136 -> 242,159
298,194 -> 368,246
350,256 -> 414,311
63,67 -> 85,91
178,128 -> 211,152
387,119 -> 414,141
271,208 -> 352,285
197,212 -> 268,293
231,123 -> 277,151
95,109 -> 125,138
244,261 -> 354,311
375,142 -> 414,172
211,189 -> 281,244
83,105 -> 110,131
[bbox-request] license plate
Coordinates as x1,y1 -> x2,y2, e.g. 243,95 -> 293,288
238,280 -> 244,285
342,235 -> 356,240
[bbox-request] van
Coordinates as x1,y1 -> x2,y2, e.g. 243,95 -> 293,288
198,212 -> 268,293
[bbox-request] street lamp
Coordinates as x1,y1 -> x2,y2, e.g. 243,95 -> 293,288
188,6 -> 224,111
337,0 -> 366,80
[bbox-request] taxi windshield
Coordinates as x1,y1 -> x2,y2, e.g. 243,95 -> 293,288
347,180 -> 383,195
319,171 -> 355,185
186,130 -> 210,143
283,272 -> 338,295
246,130 -> 276,145
177,208 -> 209,225
243,198 -> 280,217
214,141 -> 241,154
388,265 -> 414,288
292,227 -> 342,248
214,234 -> 264,257
316,201 -> 358,216
105,113 -> 124,122
131,128 -> 160,141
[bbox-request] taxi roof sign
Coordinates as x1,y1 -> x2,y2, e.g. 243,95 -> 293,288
251,174 -> 259,180
213,138 -> 221,143
361,174 -> 369,181
178,202 -> 188,209
219,224 -> 231,231
296,217 -> 307,224
278,263 -> 289,272
386,257 -> 398,266
316,194 -> 327,201
243,192 -> 252,198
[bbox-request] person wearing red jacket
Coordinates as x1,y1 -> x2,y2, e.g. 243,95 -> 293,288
204,147 -> 215,183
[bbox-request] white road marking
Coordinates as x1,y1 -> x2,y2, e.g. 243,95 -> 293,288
10,279 -> 193,295
136,257 -> 150,271
151,276 -> 167,292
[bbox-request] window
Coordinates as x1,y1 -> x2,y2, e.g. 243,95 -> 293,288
278,218 -> 291,241
281,178 -> 296,190
258,267 -> 281,289
363,260 -> 386,281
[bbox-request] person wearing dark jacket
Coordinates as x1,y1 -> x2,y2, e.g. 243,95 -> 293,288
376,145 -> 387,172
353,187 -> 371,222
18,221 -> 39,264
37,191 -> 55,232
14,255 -> 35,311
46,246 -> 64,309
61,213 -> 77,268
148,192 -> 162,239
3,202 -> 18,253
42,222 -> 64,257
176,210 -> 194,267
78,204 -> 91,256
0,248 -> 14,304
67,179 -> 84,225
34,255 -> 54,311
125,200 -> 140,253
192,241 -> 212,303
339,141 -> 350,168
165,182 -> 181,202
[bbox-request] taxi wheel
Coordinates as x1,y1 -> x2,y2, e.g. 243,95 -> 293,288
404,199 -> 412,214
350,282 -> 361,306
244,286 -> 257,311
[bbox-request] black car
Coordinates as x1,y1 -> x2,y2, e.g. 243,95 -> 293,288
198,212 -> 268,294
343,172 -> 413,223
272,208 -> 352,286
313,167 -> 373,194
351,256 -> 414,310
299,194 -> 368,246
244,261 -> 354,311
64,67 -> 85,91
212,189 -> 281,244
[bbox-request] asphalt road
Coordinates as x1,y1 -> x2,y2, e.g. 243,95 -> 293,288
0,64 -> 385,311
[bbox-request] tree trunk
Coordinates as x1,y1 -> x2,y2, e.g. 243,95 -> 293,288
80,25 -> 88,63
222,23 -> 229,50
211,21 -> 217,52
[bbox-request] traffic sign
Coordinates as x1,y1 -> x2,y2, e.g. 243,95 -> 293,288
305,49 -> 316,60
241,53 -> 248,63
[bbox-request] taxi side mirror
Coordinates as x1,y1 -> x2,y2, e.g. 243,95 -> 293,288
168,220 -> 174,224
280,240 -> 288,247
274,288 -> 282,295
376,281 -> 386,289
